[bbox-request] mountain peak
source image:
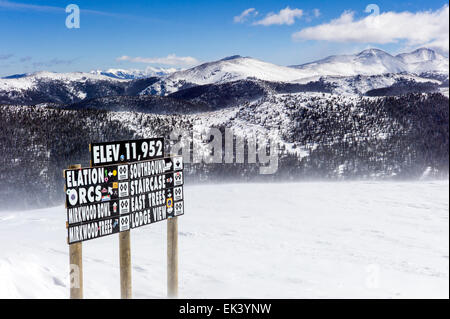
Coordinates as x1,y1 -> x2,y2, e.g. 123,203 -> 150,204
292,47 -> 448,76
395,48 -> 449,73
357,48 -> 391,57
90,67 -> 177,79
397,48 -> 438,62
220,55 -> 243,61
411,47 -> 435,54
2,73 -> 28,79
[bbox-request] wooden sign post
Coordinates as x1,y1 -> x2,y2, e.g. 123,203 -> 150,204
68,164 -> 83,299
64,139 -> 184,299
167,216 -> 178,298
119,230 -> 132,299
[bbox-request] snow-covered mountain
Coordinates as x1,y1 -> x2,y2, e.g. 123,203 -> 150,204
0,71 -> 123,89
317,73 -> 443,96
142,55 -> 311,95
0,48 -> 448,105
0,71 -> 144,105
1,90 -> 448,209
291,49 -> 406,76
142,48 -> 448,96
292,48 -> 449,77
90,66 -> 177,79
396,48 -> 449,74
0,49 -> 448,213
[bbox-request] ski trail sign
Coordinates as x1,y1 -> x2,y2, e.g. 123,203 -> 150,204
65,138 -> 184,299
64,155 -> 184,244
90,138 -> 164,166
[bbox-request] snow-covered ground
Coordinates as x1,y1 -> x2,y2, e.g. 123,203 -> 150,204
0,71 -> 126,91
0,181 -> 448,299
294,48 -> 449,77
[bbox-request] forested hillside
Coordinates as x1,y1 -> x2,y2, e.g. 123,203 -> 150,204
1,92 -> 448,209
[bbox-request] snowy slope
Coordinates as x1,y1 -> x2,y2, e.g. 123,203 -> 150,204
292,49 -> 407,77
0,182 -> 448,298
0,71 -> 125,91
0,71 -> 135,105
142,56 -> 311,95
318,73 -> 442,95
0,48 -> 447,103
143,49 -> 448,96
292,48 -> 449,77
90,67 -> 177,80
396,48 -> 449,74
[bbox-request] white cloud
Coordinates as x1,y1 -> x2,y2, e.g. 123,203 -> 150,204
0,0 -> 61,12
313,9 -> 320,18
234,8 -> 258,23
0,1 -> 154,21
254,7 -> 303,26
116,54 -> 199,67
292,5 -> 449,54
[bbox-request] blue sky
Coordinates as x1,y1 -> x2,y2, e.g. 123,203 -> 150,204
0,0 -> 448,76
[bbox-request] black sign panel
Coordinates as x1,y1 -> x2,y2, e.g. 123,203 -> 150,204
128,157 -> 183,180
64,149 -> 185,244
64,165 -> 128,207
90,138 -> 164,166
130,199 -> 184,230
68,200 -> 116,225
128,185 -> 184,213
65,179 -> 128,208
130,184 -> 184,230
65,165 -> 128,188
64,157 -> 183,208
67,216 -> 123,244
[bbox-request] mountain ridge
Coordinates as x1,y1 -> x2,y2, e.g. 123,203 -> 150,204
89,67 -> 178,79
0,48 -> 448,105
143,48 -> 448,96
291,47 -> 448,77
